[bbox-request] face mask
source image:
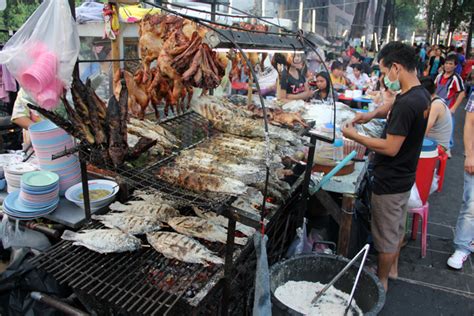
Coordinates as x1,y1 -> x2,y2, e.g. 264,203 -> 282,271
383,66 -> 401,91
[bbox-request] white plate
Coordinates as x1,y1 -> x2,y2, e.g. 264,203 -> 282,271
5,163 -> 38,175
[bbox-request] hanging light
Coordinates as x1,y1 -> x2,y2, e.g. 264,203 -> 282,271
298,0 -> 303,29
394,27 -> 398,41
311,9 -> 316,33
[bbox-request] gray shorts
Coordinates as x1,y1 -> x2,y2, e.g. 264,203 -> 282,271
371,191 -> 410,253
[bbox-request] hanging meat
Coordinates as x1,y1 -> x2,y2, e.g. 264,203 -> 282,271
133,13 -> 228,120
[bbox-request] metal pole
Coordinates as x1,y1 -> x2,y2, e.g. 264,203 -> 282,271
221,218 -> 236,316
297,134 -> 317,227
31,292 -> 89,316
79,152 -> 91,220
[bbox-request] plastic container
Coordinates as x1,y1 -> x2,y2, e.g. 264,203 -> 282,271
415,138 -> 439,205
333,138 -> 344,161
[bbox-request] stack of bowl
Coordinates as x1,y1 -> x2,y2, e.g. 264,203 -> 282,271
3,171 -> 59,220
0,154 -> 23,179
4,162 -> 39,193
29,120 -> 81,195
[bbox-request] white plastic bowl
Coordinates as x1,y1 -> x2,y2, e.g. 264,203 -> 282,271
65,180 -> 119,211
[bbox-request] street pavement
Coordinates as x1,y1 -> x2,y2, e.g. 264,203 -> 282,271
381,101 -> 474,315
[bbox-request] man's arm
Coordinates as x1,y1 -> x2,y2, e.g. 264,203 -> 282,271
352,100 -> 393,124
464,111 -> 474,174
450,91 -> 465,114
11,117 -> 34,130
342,125 -> 405,157
425,102 -> 442,135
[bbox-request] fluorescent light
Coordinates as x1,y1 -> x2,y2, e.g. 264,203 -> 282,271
342,29 -> 348,37
436,34 -> 440,45
374,32 -> 379,51
213,48 -> 305,54
411,31 -> 415,45
298,0 -> 303,29
394,27 -> 398,41
386,24 -> 391,43
447,31 -> 453,46
311,9 -> 316,33
361,35 -> 366,48
228,0 -> 232,14
262,0 -> 265,16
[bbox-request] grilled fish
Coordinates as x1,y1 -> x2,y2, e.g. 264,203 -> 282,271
192,206 -> 256,237
109,201 -> 180,223
92,213 -> 162,235
147,232 -> 223,266
156,167 -> 248,195
61,229 -> 141,254
168,216 -> 248,245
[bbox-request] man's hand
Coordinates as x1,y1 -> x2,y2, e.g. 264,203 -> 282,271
341,121 -> 358,140
450,107 -> 456,114
465,155 -> 474,174
352,112 -> 374,124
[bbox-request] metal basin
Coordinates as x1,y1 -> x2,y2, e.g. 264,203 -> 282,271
270,254 -> 385,315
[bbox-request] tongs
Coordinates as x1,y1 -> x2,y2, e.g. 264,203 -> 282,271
22,143 -> 34,162
311,244 -> 370,315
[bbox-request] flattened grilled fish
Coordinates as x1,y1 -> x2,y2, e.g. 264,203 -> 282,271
147,232 -> 223,266
168,216 -> 248,246
92,213 -> 162,235
192,206 -> 256,237
156,167 -> 248,195
109,201 -> 180,223
61,229 -> 141,254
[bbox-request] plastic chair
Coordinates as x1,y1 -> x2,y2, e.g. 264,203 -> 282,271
437,146 -> 448,192
409,202 -> 429,258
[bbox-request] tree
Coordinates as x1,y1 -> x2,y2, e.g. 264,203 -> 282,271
0,0 -> 84,43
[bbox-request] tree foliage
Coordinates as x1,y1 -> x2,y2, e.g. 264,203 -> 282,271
0,0 -> 84,43
393,0 -> 424,40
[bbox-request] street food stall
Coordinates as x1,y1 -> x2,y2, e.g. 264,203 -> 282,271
0,1 -> 385,315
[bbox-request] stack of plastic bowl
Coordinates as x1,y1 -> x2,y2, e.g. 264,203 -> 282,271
65,180 -> 119,211
3,171 -> 59,220
0,154 -> 24,179
19,46 -> 63,110
29,120 -> 81,196
4,162 -> 39,193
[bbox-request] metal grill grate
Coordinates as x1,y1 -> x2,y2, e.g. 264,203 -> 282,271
31,217 -> 234,315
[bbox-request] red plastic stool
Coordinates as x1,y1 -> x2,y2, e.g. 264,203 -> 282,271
409,202 -> 429,258
437,146 -> 448,192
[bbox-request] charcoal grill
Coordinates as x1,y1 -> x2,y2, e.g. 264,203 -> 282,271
34,105 -> 304,315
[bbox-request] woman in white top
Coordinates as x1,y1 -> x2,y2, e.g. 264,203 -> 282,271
347,64 -> 370,90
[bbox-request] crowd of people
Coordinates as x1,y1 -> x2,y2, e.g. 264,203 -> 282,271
259,41 -> 472,293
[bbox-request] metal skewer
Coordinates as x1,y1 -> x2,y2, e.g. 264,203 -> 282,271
311,244 -> 370,310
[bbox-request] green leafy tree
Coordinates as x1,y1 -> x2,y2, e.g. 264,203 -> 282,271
0,0 -> 85,43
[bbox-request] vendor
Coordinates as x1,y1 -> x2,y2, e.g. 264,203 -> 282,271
313,72 -> 337,102
11,88 -> 42,148
277,54 -> 315,102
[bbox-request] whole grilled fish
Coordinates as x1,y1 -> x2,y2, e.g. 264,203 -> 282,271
147,232 -> 223,266
156,167 -> 248,195
61,229 -> 141,254
109,201 -> 180,223
92,213 -> 162,235
192,206 -> 256,237
168,216 -> 248,246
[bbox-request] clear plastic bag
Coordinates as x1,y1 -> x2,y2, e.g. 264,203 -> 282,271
0,0 -> 79,110
0,215 -> 51,251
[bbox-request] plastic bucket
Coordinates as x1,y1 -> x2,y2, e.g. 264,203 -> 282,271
415,138 -> 439,205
